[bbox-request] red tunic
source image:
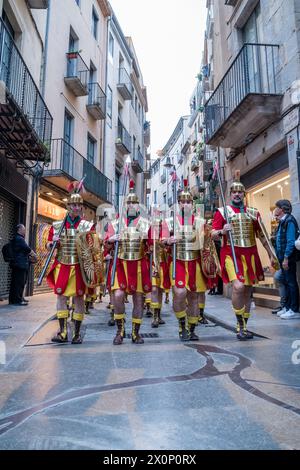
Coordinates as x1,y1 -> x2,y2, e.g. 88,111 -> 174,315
212,206 -> 264,284
172,215 -> 207,291
105,216 -> 151,294
47,217 -> 95,296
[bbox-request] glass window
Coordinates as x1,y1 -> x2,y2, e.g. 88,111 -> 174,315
107,86 -> 112,118
87,134 -> 96,164
92,7 -> 99,40
109,33 -> 114,59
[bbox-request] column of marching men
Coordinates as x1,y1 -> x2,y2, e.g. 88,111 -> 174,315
45,175 -> 277,345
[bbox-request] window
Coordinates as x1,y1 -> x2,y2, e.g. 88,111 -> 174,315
163,193 -> 166,205
87,134 -> 96,164
135,96 -> 138,113
107,85 -> 112,119
138,104 -> 141,123
75,0 -> 80,5
115,171 -> 120,211
154,190 -> 157,205
133,136 -> 136,158
64,109 -> 74,145
109,33 -> 114,59
92,7 -> 99,40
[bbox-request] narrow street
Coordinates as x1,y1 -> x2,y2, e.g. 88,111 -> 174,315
0,293 -> 299,450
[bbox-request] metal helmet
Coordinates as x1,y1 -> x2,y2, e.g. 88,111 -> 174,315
178,179 -> 193,203
230,170 -> 245,194
66,180 -> 84,205
126,179 -> 139,204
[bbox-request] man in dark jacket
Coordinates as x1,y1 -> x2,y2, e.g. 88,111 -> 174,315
274,200 -> 300,319
9,224 -> 36,306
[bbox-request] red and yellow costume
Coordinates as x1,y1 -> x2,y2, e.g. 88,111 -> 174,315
47,217 -> 94,296
212,205 -> 264,286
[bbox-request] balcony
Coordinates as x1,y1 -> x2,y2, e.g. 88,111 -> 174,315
64,52 -> 89,97
132,148 -> 144,173
143,121 -> 151,147
177,153 -> 183,165
86,83 -> 106,120
117,68 -> 133,100
203,160 -> 214,182
116,119 -> 131,154
44,139 -> 112,205
0,18 -> 53,165
27,0 -> 49,7
204,43 -> 282,149
143,169 -> 151,179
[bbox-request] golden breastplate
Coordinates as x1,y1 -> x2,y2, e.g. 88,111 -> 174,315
54,220 -> 94,265
119,227 -> 145,261
228,212 -> 256,248
176,226 -> 200,261
57,228 -> 79,265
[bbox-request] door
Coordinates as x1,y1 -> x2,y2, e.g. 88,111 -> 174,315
63,110 -> 74,175
0,192 -> 16,298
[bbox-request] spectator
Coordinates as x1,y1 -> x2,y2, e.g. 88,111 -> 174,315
273,200 -> 300,319
8,224 -> 36,306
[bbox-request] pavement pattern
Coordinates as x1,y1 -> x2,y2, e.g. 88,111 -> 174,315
0,292 -> 300,450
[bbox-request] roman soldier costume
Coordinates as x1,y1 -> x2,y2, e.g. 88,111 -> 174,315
106,180 -> 151,345
168,179 -> 207,341
149,210 -> 171,328
47,181 -> 103,344
212,176 -> 277,339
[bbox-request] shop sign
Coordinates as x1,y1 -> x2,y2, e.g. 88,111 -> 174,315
38,198 -> 66,220
283,108 -> 299,134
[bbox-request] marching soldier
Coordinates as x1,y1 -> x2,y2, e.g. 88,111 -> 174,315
47,181 -> 103,344
149,207 -> 170,328
166,179 -> 208,341
106,180 -> 151,345
211,174 -> 277,340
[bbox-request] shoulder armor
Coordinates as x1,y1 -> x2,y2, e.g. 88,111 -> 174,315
136,216 -> 150,234
53,220 -> 64,236
246,207 -> 259,220
78,220 -> 94,232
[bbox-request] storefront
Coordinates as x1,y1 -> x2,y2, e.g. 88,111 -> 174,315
247,170 -> 290,287
0,157 -> 28,299
34,197 -> 66,294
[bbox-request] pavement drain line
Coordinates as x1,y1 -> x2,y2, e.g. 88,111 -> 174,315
204,313 -> 269,340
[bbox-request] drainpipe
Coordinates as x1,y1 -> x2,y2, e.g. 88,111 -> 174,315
103,15 -> 111,202
40,0 -> 51,98
27,2 -> 51,295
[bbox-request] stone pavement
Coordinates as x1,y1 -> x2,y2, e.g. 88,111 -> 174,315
0,292 -> 300,450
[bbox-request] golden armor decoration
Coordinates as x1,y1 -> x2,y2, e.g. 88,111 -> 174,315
76,231 -> 104,288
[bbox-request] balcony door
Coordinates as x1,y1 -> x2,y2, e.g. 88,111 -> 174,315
0,11 -> 14,85
63,110 -> 74,175
242,3 -> 264,93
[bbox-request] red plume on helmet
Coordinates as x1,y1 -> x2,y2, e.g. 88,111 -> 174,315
66,176 -> 86,204
126,178 -> 139,203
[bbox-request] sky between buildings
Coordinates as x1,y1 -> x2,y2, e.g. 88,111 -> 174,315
110,0 -> 206,159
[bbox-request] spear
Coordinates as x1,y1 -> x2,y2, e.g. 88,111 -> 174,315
110,156 -> 131,287
213,152 -> 239,274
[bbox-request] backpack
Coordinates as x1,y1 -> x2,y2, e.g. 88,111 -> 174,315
2,241 -> 14,263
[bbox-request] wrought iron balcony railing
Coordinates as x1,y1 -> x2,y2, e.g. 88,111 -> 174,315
116,119 -> 131,154
117,68 -> 133,100
87,82 -> 106,120
204,43 -> 281,144
64,51 -> 89,96
0,17 -> 53,163
45,139 -> 112,203
132,147 -> 144,173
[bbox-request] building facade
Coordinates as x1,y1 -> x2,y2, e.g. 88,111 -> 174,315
105,12 -> 149,212
0,0 -> 53,298
31,0 -> 112,292
204,0 -> 300,304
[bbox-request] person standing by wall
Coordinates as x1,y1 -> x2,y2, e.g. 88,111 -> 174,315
9,224 -> 36,306
273,200 -> 300,319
